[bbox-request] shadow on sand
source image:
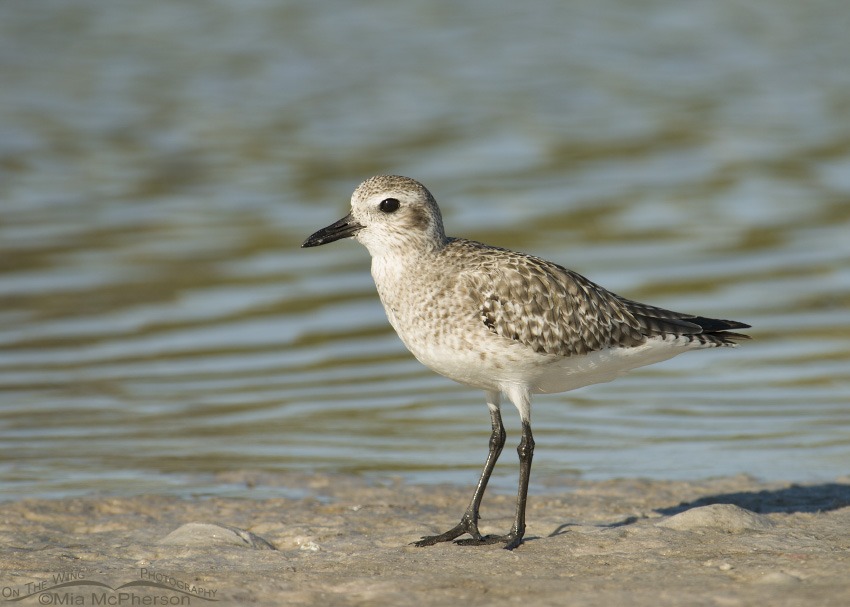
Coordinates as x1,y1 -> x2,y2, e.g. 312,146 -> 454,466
655,482 -> 850,516
547,482 -> 850,538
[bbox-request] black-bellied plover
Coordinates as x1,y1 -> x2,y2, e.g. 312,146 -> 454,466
302,175 -> 750,550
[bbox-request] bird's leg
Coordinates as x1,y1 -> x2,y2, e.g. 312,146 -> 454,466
413,397 -> 506,547
506,420 -> 534,549
456,419 -> 534,550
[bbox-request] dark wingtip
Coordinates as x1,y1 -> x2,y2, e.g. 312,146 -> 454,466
689,317 -> 751,345
690,316 -> 751,333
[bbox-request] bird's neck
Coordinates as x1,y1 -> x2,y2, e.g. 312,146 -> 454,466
371,248 -> 424,285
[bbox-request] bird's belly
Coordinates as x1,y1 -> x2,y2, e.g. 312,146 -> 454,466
397,328 -> 509,391
530,336 -> 698,394
400,330 -> 698,395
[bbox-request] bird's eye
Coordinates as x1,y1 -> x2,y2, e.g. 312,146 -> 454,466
379,198 -> 400,213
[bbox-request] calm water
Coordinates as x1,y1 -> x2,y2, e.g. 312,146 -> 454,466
1,0 -> 849,500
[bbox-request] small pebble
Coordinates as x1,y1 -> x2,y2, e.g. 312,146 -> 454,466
755,571 -> 801,585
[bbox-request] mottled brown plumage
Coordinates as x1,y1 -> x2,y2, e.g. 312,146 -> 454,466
446,238 -> 749,356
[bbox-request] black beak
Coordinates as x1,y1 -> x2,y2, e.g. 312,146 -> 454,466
301,212 -> 364,247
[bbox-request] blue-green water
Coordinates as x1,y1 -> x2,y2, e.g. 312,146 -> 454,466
1,0 -> 849,500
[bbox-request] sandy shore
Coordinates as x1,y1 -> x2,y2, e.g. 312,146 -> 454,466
1,472 -> 849,606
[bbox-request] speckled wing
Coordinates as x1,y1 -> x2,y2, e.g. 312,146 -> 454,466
455,239 -> 747,357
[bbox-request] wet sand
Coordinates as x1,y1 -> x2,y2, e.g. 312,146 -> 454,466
2,473 -> 849,606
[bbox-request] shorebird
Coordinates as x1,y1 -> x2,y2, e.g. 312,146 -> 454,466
302,175 -> 750,550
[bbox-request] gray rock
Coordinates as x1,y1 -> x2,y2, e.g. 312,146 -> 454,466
656,504 -> 775,533
160,523 -> 276,549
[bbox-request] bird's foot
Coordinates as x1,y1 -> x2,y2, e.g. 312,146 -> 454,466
455,531 -> 524,550
412,515 -> 483,547
413,518 -> 524,550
